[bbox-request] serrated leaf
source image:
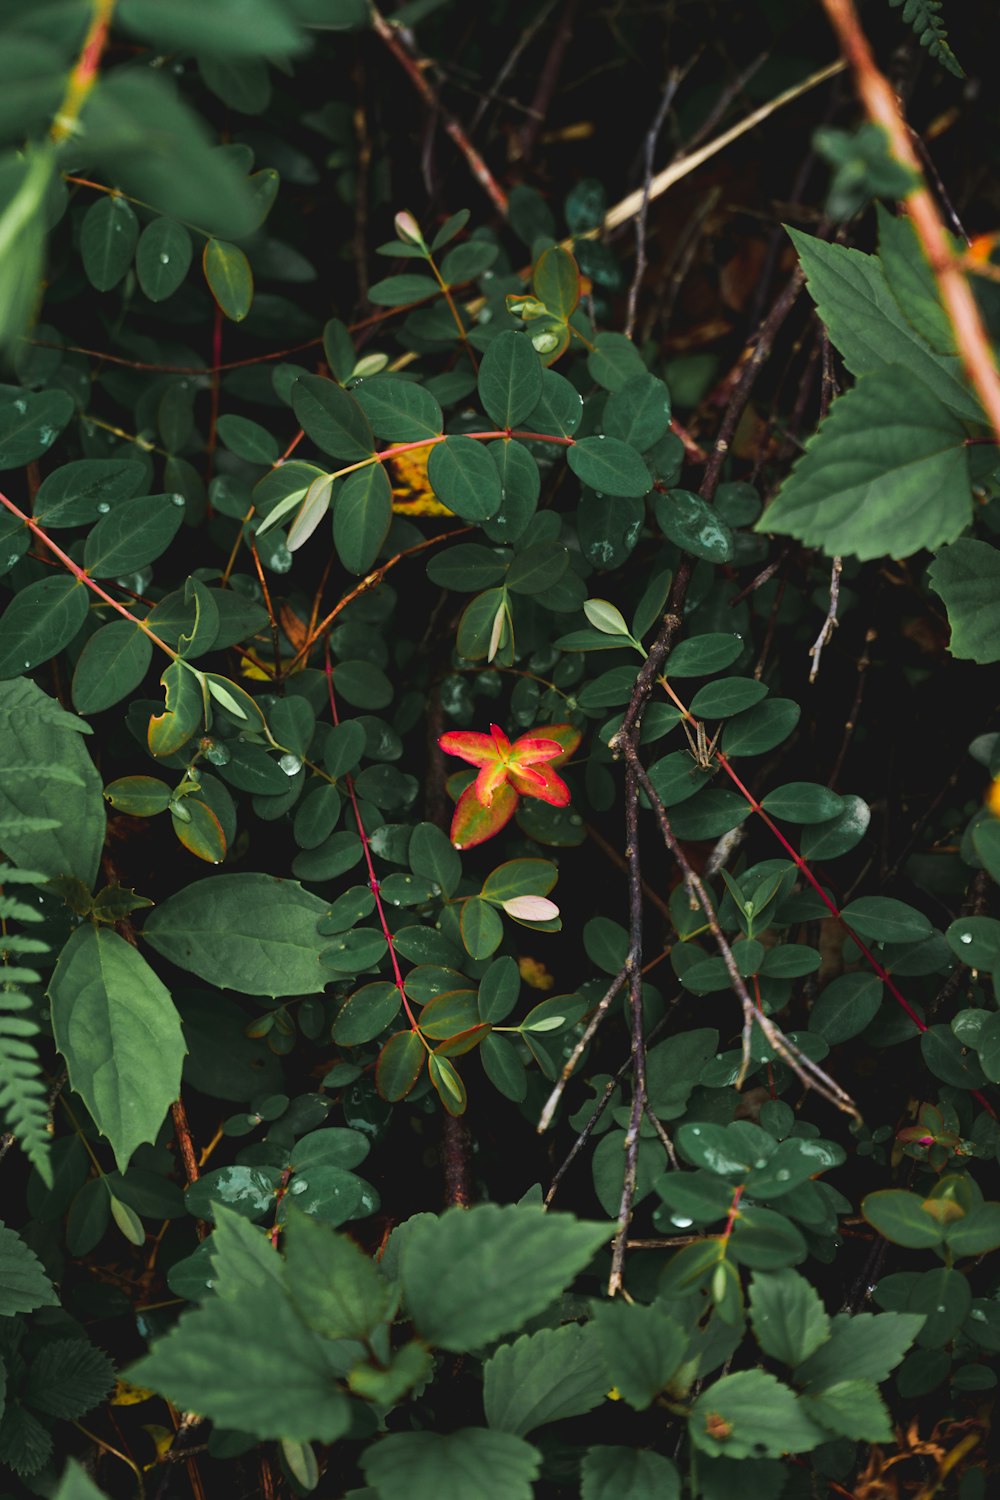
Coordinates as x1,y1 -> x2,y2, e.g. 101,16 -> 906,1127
580,1447 -> 680,1500
787,229 -> 981,423
483,1324 -> 607,1436
760,369 -> 970,560
927,538 -> 1000,664
400,1203 -> 610,1351
362,1429 -> 541,1500
689,1370 -> 824,1458
750,1268 -> 830,1367
0,1221 -> 58,1316
129,1285 -> 353,1442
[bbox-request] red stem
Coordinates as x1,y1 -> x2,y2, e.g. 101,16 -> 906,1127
324,645 -> 420,1033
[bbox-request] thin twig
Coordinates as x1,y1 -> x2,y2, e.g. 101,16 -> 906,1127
537,967 -> 628,1134
625,67 -> 686,339
514,0 -> 580,166
820,0 -> 1000,440
808,555 -> 843,683
372,9 -> 509,216
601,60 -> 847,232
608,765 -> 649,1295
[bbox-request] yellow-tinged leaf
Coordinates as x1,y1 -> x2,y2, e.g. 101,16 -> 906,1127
389,445 -> 452,516
518,956 -> 555,991
112,1380 -> 156,1406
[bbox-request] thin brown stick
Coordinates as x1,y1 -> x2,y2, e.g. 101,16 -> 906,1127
808,555 -> 843,683
372,10 -> 508,216
820,0 -> 1000,440
608,766 -> 648,1295
625,67 -> 686,339
514,0 -> 580,166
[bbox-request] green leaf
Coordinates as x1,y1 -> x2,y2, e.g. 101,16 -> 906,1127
348,1339 -> 431,1406
654,490 -> 734,562
580,1448 -> 680,1500
49,926 -> 186,1171
135,217 -> 193,302
331,981 -> 399,1043
907,1265 -> 971,1346
722,698 -> 800,756
729,1206 -> 807,1269
283,1207 -> 392,1340
483,1324 -> 607,1435
796,1310 -> 925,1386
80,194 -> 139,292
130,1286 -> 353,1442
839,896 -> 932,944
84,494 -> 185,575
974,818 -> 1000,884
361,1430 -> 541,1500
217,414 -> 280,467
567,437 -> 652,498
203,238 -> 254,320
927,538 -> 1000,664
689,677 -> 768,719
0,677 -> 105,886
532,246 -> 580,319
400,1203 -> 610,1351
24,1337 -> 115,1419
118,0 -> 306,58
583,598 -> 631,637
587,331 -> 646,391
589,1298 -> 687,1409
376,1030 -> 425,1100
920,1024 -> 987,1088
799,795 -> 871,860
143,872 -> 329,997
333,463 -> 392,573
760,369 -> 971,560
876,203 -> 955,354
292,374 -> 374,462
809,973 -> 882,1044
945,1201 -> 1000,1256
32,459 -> 146,528
367,272 -> 439,306
749,1268 -> 830,1366
786,229 -> 981,423
0,575 -> 88,679
523,368 -> 584,437
761,782 -> 844,824
52,1461 -> 110,1500
429,436 -> 502,521
603,373 -> 671,450
689,1370 -> 824,1458
477,331 -> 543,428
353,378 -> 443,442
0,1220 -> 58,1316
460,897 -> 504,959
862,1189 -> 945,1248
0,387 -> 73,470
802,1380 -> 892,1442
409,821 -> 462,896
666,633 -> 744,678
72,621 -> 152,714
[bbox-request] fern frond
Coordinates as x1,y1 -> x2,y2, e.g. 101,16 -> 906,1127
888,0 -> 964,78
0,844 -> 52,1185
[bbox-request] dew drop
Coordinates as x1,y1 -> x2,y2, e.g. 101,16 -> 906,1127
670,1214 -> 694,1229
776,1168 -> 791,1181
936,1304 -> 947,1314
289,1178 -> 308,1195
159,252 -> 170,264
170,493 -> 185,507
959,932 -> 973,945
279,753 -> 302,776
96,502 -> 110,513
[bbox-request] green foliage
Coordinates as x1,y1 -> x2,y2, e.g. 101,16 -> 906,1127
887,0 -> 964,77
0,0 -> 998,1489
